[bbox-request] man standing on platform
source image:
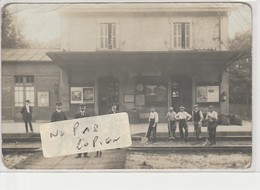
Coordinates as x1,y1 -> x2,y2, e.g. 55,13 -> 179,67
166,107 -> 177,139
51,102 -> 67,122
146,106 -> 159,143
75,103 -> 89,158
192,104 -> 203,141
175,106 -> 192,142
20,100 -> 34,133
206,105 -> 218,146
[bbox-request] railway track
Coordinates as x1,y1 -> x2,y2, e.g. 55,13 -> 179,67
128,145 -> 252,153
2,145 -> 251,155
2,136 -> 252,143
2,147 -> 42,154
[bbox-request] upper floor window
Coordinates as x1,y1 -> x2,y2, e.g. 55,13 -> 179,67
99,23 -> 118,50
171,22 -> 191,49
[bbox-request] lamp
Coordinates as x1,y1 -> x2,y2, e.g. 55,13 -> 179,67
221,91 -> 227,102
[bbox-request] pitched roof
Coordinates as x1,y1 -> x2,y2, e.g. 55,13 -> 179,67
1,48 -> 61,62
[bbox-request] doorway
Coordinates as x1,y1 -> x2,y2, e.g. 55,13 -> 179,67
171,76 -> 192,113
98,76 -> 119,115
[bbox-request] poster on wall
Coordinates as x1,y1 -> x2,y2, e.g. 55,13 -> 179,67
196,86 -> 219,103
124,94 -> 135,103
135,95 -> 145,106
37,91 -> 49,107
145,84 -> 167,105
83,87 -> 94,103
71,87 -> 83,104
207,86 -> 219,102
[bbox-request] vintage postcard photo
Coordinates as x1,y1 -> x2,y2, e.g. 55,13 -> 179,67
1,2 -> 252,170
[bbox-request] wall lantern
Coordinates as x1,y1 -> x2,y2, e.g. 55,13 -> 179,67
221,91 -> 227,102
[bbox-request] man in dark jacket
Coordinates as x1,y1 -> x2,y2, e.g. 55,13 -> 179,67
192,104 -> 203,141
51,102 -> 67,122
75,103 -> 89,158
107,104 -> 119,114
20,100 -> 34,133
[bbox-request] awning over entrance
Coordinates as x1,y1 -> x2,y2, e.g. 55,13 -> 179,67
46,50 -> 248,67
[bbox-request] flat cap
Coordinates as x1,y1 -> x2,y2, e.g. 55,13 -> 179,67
179,106 -> 185,109
56,102 -> 62,106
79,103 -> 87,107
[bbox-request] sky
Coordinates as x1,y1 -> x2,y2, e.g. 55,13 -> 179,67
4,3 -> 252,48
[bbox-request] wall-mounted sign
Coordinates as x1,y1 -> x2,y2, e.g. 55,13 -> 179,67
83,87 -> 94,103
71,87 -> 83,104
145,84 -> 167,105
124,94 -> 135,103
196,86 -> 219,103
71,87 -> 95,104
135,95 -> 145,106
37,91 -> 49,107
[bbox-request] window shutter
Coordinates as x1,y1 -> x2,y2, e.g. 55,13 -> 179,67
185,23 -> 190,48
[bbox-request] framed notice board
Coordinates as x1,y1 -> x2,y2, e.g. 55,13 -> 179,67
196,86 -> 219,103
37,91 -> 49,107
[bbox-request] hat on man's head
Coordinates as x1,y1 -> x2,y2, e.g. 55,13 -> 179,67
25,100 -> 30,103
110,103 -> 117,107
79,103 -> 87,107
56,102 -> 62,106
193,104 -> 199,108
179,106 -> 185,109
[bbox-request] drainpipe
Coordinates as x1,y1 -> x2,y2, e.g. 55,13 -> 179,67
218,13 -> 222,51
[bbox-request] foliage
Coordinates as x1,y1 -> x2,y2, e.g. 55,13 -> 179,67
1,8 -> 29,48
229,30 -> 252,104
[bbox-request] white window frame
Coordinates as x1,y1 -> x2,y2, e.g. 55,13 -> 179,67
170,18 -> 193,50
97,19 -> 120,51
14,75 -> 35,107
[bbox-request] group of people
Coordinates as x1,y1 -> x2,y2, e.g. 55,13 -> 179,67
20,100 -> 218,160
146,104 -> 218,145
21,100 -> 119,158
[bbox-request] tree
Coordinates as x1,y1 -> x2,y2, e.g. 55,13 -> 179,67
1,8 -> 29,48
229,30 -> 252,105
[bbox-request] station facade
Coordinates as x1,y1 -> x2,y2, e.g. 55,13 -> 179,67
1,4 -> 245,122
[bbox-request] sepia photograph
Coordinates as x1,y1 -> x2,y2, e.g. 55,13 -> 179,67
1,2 -> 252,170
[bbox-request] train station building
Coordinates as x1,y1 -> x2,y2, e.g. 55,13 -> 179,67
1,4 -> 246,123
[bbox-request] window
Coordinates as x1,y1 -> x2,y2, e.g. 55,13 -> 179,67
99,23 -> 117,50
14,76 -> 35,106
172,22 -> 191,49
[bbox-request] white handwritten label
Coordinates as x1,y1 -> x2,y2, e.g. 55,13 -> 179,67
40,112 -> 132,158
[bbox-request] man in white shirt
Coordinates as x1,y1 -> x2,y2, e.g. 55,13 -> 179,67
166,107 -> 177,138
175,106 -> 192,142
206,105 -> 218,145
145,106 -> 159,143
